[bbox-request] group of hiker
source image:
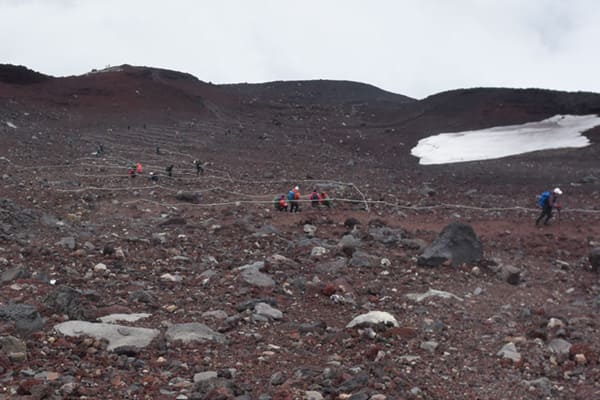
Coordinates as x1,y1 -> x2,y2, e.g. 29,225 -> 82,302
275,186 -> 331,212
125,159 -> 205,183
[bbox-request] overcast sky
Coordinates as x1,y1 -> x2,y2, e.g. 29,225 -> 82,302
1,0 -> 599,99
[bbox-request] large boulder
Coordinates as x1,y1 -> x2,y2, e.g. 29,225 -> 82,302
417,222 -> 483,267
175,191 -> 201,203
42,285 -> 91,320
0,304 -> 45,335
589,247 -> 600,272
54,321 -> 159,351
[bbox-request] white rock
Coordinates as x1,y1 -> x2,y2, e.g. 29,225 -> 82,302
311,246 -> 328,257
161,273 -> 183,282
547,317 -> 565,329
497,342 -> 521,362
98,313 -> 151,323
305,391 -> 324,400
346,311 -> 399,328
93,263 -> 107,272
406,288 -> 463,302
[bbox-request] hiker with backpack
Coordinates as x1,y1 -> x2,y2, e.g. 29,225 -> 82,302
166,164 -> 174,177
274,194 -> 288,211
288,186 -> 300,213
310,189 -> 321,208
536,187 -> 563,226
320,192 -> 331,208
194,160 -> 204,176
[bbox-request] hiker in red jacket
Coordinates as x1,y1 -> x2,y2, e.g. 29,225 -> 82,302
277,195 -> 288,211
289,186 -> 300,213
320,192 -> 331,208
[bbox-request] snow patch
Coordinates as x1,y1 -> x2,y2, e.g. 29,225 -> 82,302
411,114 -> 600,165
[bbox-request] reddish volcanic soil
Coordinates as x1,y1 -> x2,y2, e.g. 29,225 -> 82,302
0,64 -> 599,399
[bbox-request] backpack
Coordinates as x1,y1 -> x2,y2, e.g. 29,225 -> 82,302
537,191 -> 551,208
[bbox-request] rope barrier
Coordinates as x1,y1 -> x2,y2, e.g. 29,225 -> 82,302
3,140 -> 600,215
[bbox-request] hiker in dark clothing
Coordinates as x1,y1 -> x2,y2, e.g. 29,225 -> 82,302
194,160 -> 204,176
536,187 -> 562,226
166,164 -> 174,177
149,172 -> 159,183
310,189 -> 321,208
156,145 -> 160,155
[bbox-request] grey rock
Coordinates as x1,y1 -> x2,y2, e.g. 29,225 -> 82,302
498,265 -> 521,285
548,338 -> 572,357
129,290 -> 157,305
523,377 -> 552,396
497,342 -> 521,362
338,234 -> 362,252
191,377 -> 241,398
369,226 -> 404,245
0,303 -> 44,334
254,302 -> 283,320
56,236 -> 76,250
193,371 -> 218,383
1,266 -> 31,284
420,340 -> 439,353
0,335 -> 26,361
338,373 -> 368,393
166,322 -> 226,344
43,285 -> 90,320
417,222 -> 483,267
253,224 -> 279,237
349,251 -> 379,268
399,238 -> 428,251
315,257 -> 347,274
344,217 -> 360,228
151,233 -> 167,245
54,320 -> 159,350
235,298 -> 278,313
348,392 -> 370,400
159,217 -> 187,226
175,191 -> 201,203
579,175 -> 599,184
202,310 -> 228,320
270,371 -> 286,385
239,262 -> 275,287
298,321 -> 327,334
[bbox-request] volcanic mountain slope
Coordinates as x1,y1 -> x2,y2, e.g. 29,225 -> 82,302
0,64 -> 599,399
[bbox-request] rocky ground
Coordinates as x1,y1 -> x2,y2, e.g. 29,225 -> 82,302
0,65 -> 600,399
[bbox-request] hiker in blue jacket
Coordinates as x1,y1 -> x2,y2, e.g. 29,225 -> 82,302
536,187 -> 562,226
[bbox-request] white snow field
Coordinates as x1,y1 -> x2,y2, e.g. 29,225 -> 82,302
411,114 -> 600,165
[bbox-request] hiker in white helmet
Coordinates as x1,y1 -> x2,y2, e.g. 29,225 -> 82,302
536,187 -> 562,226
